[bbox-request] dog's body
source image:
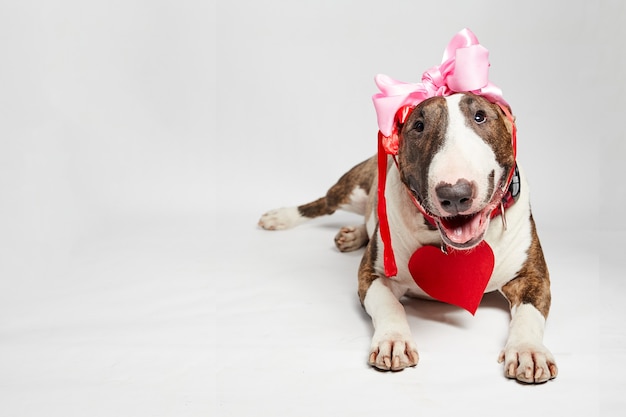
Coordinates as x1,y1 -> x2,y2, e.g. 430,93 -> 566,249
259,93 -> 557,383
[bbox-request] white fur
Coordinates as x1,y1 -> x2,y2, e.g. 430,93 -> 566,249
499,303 -> 557,382
339,187 -> 368,214
258,207 -> 306,230
363,278 -> 419,370
377,167 -> 441,299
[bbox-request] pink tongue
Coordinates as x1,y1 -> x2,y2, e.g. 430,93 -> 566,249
441,214 -> 482,244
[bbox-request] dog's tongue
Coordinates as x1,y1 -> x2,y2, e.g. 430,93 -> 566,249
439,213 -> 483,245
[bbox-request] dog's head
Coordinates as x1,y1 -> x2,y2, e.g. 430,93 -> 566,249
397,93 -> 516,250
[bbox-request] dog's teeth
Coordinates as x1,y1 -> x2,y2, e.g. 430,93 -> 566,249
454,227 -> 463,236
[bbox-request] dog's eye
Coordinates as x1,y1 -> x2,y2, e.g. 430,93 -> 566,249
474,110 -> 487,124
414,121 -> 425,132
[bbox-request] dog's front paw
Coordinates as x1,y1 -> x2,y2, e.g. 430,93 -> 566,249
258,207 -> 304,230
498,343 -> 558,383
368,330 -> 419,371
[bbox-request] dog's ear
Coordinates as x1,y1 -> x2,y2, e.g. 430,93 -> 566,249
496,103 -> 516,136
496,102 -> 517,159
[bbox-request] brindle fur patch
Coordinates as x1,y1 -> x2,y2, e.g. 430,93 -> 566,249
458,94 -> 515,187
398,96 -> 448,207
297,156 -> 377,218
500,215 -> 551,318
358,227 -> 380,306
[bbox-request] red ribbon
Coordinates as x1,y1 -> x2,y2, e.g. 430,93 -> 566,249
377,132 -> 398,277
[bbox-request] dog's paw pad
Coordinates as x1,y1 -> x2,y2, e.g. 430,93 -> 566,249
334,225 -> 368,252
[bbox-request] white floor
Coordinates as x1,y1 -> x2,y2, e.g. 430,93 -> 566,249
1,207 -> 622,416
216,209 -> 617,417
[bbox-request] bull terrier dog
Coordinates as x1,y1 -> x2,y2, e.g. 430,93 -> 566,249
258,29 -> 557,384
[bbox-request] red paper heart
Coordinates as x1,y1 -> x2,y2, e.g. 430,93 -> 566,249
408,241 -> 495,315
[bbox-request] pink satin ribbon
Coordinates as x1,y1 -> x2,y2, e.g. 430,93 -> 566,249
372,28 -> 508,138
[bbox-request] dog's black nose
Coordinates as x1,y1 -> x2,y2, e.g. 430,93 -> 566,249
435,180 -> 474,215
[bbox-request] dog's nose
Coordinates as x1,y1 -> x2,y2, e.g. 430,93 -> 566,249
435,180 -> 474,215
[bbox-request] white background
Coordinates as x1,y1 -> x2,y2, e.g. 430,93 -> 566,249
1,0 -> 624,416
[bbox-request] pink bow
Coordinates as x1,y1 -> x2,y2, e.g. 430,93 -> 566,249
372,28 -> 508,137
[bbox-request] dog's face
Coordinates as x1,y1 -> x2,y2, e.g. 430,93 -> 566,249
398,93 -> 515,250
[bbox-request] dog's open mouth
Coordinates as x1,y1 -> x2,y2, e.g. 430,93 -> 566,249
435,206 -> 493,250
431,183 -> 507,250
434,182 -> 504,250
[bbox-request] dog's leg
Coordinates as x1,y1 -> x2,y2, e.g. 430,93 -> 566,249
259,157 -> 376,242
359,237 -> 419,371
498,216 -> 558,383
258,197 -> 331,230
